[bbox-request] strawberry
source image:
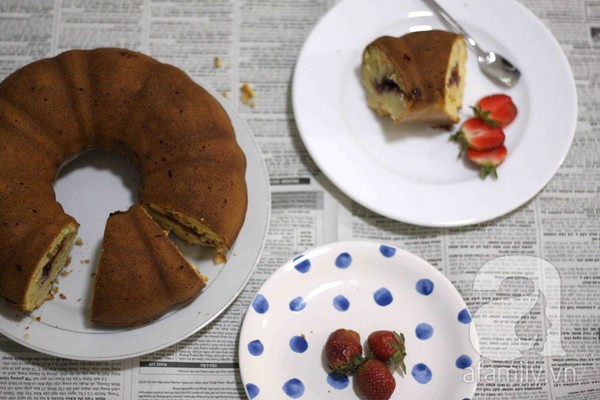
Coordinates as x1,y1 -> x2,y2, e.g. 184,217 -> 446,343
324,328 -> 364,374
367,330 -> 407,375
472,94 -> 518,128
355,359 -> 396,400
450,117 -> 505,155
465,145 -> 508,179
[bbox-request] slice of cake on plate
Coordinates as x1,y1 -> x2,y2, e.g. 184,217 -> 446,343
91,205 -> 207,326
361,30 -> 467,126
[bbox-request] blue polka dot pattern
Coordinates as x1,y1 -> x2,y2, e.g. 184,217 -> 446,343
416,278 -> 434,296
326,372 -> 349,390
333,295 -> 350,311
458,308 -> 472,324
293,255 -> 311,273
252,294 -> 269,314
289,335 -> 308,353
373,287 -> 393,306
289,296 -> 306,312
246,383 -> 260,399
282,378 -> 304,398
455,354 -> 472,369
248,339 -> 264,356
240,242 -> 476,398
415,323 -> 433,340
335,252 -> 352,268
411,363 -> 433,384
379,244 -> 396,257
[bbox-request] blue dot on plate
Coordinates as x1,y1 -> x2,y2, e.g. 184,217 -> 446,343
247,339 -> 264,356
455,354 -> 473,369
416,278 -> 434,296
246,383 -> 260,399
289,335 -> 308,353
252,294 -> 269,314
282,378 -> 305,398
326,372 -> 349,390
379,244 -> 396,258
458,308 -> 472,324
373,287 -> 393,306
335,252 -> 352,269
289,296 -> 307,312
411,363 -> 433,384
333,295 -> 350,311
415,323 -> 433,340
293,255 -> 311,273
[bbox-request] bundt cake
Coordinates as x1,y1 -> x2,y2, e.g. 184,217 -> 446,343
91,205 -> 207,326
361,30 -> 467,125
0,48 -> 247,313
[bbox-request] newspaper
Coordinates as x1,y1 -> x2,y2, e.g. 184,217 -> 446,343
0,0 -> 599,399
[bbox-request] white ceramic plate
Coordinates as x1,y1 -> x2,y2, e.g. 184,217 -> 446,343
0,82 -> 271,361
239,241 -> 479,399
292,0 -> 577,226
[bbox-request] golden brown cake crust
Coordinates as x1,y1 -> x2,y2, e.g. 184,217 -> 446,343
91,205 -> 207,326
0,48 -> 247,312
362,30 -> 466,124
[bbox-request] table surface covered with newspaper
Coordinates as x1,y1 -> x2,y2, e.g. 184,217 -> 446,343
0,0 -> 598,399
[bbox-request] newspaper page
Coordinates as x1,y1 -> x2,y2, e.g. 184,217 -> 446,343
0,0 -> 598,399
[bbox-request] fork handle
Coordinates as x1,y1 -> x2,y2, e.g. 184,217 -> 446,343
422,0 -> 487,59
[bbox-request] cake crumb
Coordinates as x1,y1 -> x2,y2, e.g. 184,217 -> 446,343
75,238 -> 83,246
214,253 -> 227,265
240,83 -> 256,107
65,256 -> 72,266
59,293 -> 67,300
35,316 -> 41,321
214,57 -> 222,68
24,334 -> 30,341
52,287 -> 59,293
222,91 -> 229,98
81,259 -> 90,264
60,269 -> 72,277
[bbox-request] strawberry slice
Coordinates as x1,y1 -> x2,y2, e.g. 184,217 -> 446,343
465,145 -> 508,179
450,117 -> 505,155
472,94 -> 518,128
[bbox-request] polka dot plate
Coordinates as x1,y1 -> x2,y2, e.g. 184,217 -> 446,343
239,241 -> 479,399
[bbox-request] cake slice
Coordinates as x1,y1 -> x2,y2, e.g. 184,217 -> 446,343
0,182 -> 79,312
361,30 -> 467,125
91,205 -> 207,326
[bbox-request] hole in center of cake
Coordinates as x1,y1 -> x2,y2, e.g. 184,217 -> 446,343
54,150 -> 142,266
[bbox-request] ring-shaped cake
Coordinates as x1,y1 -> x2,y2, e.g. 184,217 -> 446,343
0,48 -> 248,314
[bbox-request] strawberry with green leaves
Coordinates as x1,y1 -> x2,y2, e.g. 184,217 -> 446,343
450,117 -> 505,155
472,94 -> 518,128
324,328 -> 364,374
466,145 -> 508,179
355,358 -> 396,400
367,330 -> 407,375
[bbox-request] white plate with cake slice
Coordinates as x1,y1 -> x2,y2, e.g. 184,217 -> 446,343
293,0 -> 577,227
0,82 -> 270,361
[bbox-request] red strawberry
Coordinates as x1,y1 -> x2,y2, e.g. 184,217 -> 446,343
355,359 -> 396,400
367,330 -> 407,375
450,118 -> 505,155
324,328 -> 364,374
472,94 -> 518,128
465,145 -> 508,179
